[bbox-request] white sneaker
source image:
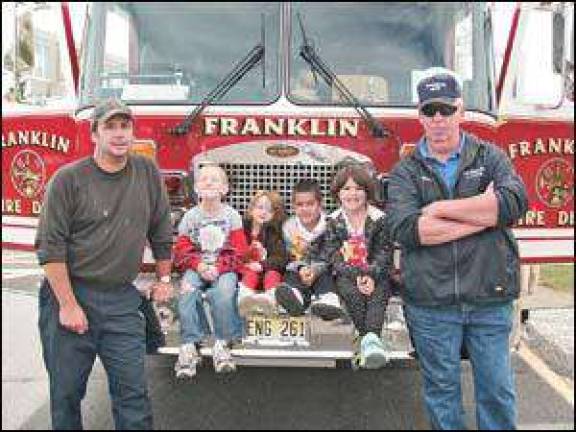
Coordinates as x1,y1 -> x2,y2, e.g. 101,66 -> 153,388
175,343 -> 200,379
212,340 -> 236,373
311,292 -> 344,321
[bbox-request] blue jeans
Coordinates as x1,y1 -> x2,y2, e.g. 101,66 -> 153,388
404,302 -> 516,430
38,279 -> 153,430
178,270 -> 243,344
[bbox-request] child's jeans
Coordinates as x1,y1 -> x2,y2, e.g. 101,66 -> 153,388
241,268 -> 282,292
178,270 -> 243,344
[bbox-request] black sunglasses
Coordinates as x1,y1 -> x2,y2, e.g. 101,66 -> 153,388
420,103 -> 458,117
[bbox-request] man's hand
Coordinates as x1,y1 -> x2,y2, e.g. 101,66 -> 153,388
150,281 -> 173,303
59,302 -> 89,334
357,275 -> 375,296
299,266 -> 315,286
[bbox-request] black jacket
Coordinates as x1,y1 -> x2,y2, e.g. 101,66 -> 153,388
387,132 -> 528,306
309,207 -> 393,292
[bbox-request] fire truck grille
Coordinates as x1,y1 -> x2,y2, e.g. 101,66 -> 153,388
202,162 -> 338,215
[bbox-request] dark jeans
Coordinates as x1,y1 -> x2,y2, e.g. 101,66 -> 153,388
38,279 -> 153,430
284,270 -> 334,308
404,302 -> 516,430
139,296 -> 165,354
335,274 -> 387,336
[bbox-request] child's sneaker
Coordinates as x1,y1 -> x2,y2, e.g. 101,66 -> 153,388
275,283 -> 306,316
359,332 -> 390,369
311,292 -> 344,321
212,340 -> 236,373
175,342 -> 200,379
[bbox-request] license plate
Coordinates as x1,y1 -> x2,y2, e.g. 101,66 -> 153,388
244,315 -> 309,345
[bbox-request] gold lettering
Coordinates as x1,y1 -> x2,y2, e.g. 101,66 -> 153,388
558,211 -> 574,226
240,118 -> 261,135
18,131 -> 29,146
50,134 -> 58,150
263,118 -> 284,135
310,119 -> 326,137
32,201 -> 42,215
326,119 -> 337,137
517,210 -> 546,226
220,118 -> 238,136
519,141 -> 531,157
199,117 -> 360,137
1,130 -> 70,154
2,198 -> 22,215
533,138 -> 546,155
57,137 -> 70,154
508,143 -> 518,159
287,119 -> 307,136
339,119 -> 359,137
8,131 -> 17,147
548,138 -> 561,154
31,131 -> 41,146
204,118 -> 219,135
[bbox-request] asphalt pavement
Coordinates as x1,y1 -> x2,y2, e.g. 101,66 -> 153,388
2,251 -> 574,429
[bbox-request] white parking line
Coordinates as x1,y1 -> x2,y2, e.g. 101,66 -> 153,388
518,343 -> 574,407
1,269 -> 45,280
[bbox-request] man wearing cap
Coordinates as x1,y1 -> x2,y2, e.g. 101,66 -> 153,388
387,68 -> 527,430
35,98 -> 173,429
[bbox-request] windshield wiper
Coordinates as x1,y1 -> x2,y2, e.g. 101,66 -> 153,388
297,13 -> 390,138
170,42 -> 264,136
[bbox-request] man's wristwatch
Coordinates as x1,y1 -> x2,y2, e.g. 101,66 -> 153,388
159,275 -> 171,284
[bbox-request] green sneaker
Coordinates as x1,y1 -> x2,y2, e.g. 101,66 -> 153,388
359,332 -> 390,369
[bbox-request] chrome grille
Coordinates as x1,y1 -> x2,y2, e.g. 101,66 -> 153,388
200,162 -> 338,215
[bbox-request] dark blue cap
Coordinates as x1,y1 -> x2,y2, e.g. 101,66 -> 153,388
417,73 -> 462,107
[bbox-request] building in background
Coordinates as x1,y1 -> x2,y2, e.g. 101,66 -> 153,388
2,2 -> 88,106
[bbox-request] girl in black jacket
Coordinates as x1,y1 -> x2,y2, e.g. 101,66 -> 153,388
318,165 -> 393,368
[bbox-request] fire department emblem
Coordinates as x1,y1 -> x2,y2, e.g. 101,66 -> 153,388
10,149 -> 46,199
535,158 -> 574,209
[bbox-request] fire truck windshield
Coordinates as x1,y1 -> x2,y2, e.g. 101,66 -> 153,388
289,2 -> 495,113
80,2 -> 494,113
80,2 -> 280,106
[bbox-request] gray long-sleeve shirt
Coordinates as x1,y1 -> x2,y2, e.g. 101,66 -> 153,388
35,155 -> 173,288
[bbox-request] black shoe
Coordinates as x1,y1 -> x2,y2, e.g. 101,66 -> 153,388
275,284 -> 306,316
310,293 -> 345,321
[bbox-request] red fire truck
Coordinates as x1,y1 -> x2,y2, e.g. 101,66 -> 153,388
2,2 -> 574,367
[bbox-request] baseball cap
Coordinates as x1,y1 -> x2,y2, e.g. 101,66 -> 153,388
91,98 -> 133,128
417,70 -> 462,107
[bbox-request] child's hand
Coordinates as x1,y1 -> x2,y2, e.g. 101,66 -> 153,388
247,261 -> 263,272
198,262 -> 218,281
202,265 -> 219,282
357,275 -> 375,296
299,266 -> 315,286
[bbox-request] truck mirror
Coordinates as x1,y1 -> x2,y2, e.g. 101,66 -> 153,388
552,11 -> 565,74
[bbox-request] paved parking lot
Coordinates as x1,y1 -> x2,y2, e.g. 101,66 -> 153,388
2,251 -> 574,429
